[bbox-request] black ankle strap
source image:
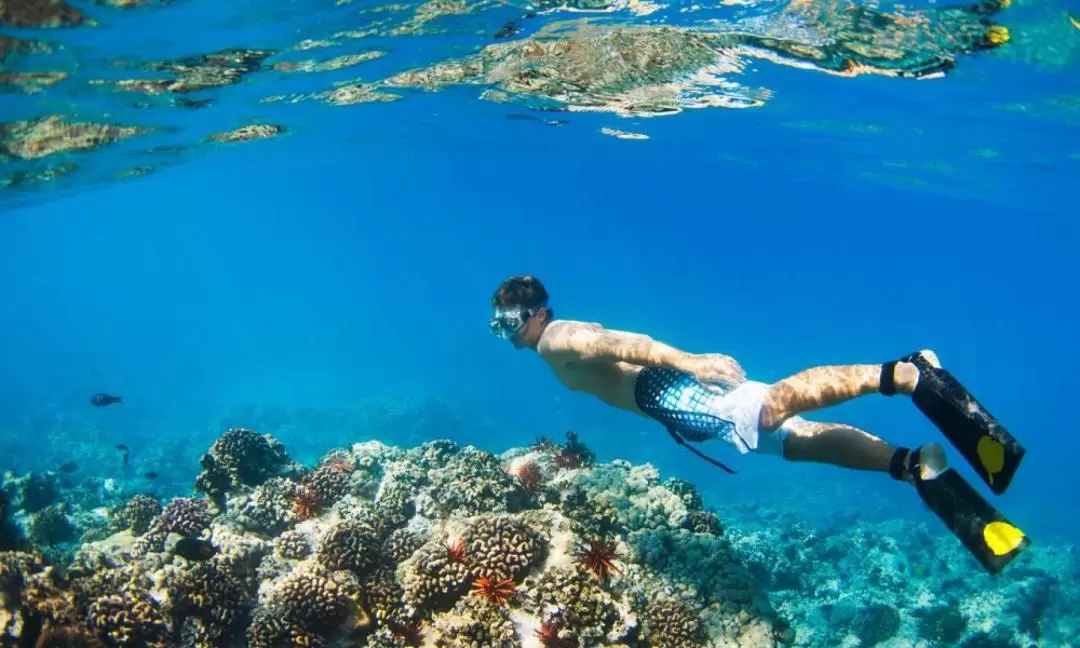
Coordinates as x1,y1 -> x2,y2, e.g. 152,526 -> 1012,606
880,360 -> 898,396
889,447 -> 911,481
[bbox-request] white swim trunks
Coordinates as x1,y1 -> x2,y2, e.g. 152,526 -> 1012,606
633,367 -> 790,457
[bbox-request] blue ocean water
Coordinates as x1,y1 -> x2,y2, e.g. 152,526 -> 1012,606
1,0 -> 1079,643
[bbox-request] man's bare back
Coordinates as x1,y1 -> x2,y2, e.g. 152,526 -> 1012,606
536,320 -> 648,414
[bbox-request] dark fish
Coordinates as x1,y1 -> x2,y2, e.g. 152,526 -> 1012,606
115,444 -> 128,451
58,460 -> 78,473
90,393 -> 123,407
494,21 -> 519,39
173,537 -> 217,561
60,479 -> 74,489
143,472 -> 159,480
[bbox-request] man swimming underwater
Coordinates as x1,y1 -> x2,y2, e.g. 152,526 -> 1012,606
489,275 -> 1029,574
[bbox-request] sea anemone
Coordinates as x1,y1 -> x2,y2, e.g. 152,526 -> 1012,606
469,576 -> 516,606
574,538 -> 622,583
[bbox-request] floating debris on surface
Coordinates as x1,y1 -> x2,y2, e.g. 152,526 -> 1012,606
0,0 -> 1042,202
206,124 -> 285,144
271,51 -> 387,74
0,116 -> 146,161
601,126 -> 649,140
0,0 -> 88,27
90,49 -> 275,98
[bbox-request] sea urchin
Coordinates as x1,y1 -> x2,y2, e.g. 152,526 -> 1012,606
575,538 -> 622,583
470,576 -> 516,606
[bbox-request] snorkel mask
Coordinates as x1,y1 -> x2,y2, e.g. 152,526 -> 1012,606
489,305 -> 540,339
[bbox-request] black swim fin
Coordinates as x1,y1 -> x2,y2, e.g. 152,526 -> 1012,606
893,445 -> 1029,575
882,352 -> 1025,495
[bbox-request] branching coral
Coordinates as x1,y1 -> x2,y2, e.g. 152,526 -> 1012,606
462,515 -> 547,583
247,570 -> 370,647
110,495 -> 162,536
316,517 -> 380,574
170,559 -> 254,646
643,598 -> 707,648
195,428 -> 294,504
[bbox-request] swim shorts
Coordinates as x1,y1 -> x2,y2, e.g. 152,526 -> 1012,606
632,367 -> 789,457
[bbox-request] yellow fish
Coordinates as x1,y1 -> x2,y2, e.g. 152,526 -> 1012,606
1070,12 -> 1080,31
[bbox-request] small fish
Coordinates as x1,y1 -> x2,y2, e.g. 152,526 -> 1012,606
60,479 -> 74,489
1070,12 -> 1080,30
58,460 -> 78,473
90,393 -> 124,407
143,472 -> 159,480
115,444 -> 128,452
173,537 -> 217,561
494,21 -> 519,39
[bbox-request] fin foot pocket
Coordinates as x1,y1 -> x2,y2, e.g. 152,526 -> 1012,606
904,352 -> 1025,495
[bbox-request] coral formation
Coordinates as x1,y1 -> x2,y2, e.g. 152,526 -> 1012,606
1,425 -> 1076,647
194,427 -> 295,505
110,494 -> 162,535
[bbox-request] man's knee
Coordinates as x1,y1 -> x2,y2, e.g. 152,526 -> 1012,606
757,387 -> 789,432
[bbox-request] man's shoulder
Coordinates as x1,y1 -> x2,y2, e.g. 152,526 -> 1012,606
539,319 -> 601,355
548,318 -> 604,331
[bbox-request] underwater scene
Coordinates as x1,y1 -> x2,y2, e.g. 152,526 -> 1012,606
2,0 -> 1079,646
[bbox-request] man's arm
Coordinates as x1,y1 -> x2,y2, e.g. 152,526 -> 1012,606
542,322 -> 745,384
545,323 -> 693,369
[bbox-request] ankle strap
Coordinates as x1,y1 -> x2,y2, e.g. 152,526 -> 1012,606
880,360 -> 898,396
889,447 -> 911,481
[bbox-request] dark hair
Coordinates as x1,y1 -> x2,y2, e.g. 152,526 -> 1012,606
492,275 -> 550,314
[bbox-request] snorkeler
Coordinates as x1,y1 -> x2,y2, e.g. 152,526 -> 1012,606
489,275 -> 1029,574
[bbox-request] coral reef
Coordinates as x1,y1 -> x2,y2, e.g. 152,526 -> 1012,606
194,427 -> 297,506
2,425 -> 1077,647
0,0 -> 87,27
0,427 -> 789,647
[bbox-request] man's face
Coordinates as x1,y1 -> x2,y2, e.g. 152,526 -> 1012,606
490,306 -> 541,350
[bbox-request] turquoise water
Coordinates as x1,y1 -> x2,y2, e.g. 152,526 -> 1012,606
2,0 -> 1079,646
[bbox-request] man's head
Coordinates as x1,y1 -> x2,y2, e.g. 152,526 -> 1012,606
489,275 -> 553,349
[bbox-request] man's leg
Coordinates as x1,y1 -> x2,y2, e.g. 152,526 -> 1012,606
779,417 -> 898,473
757,350 -> 939,432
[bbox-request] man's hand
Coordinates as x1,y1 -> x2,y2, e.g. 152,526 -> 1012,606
686,353 -> 746,389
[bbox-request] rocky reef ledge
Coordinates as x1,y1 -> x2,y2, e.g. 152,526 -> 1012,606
1,428 -> 790,647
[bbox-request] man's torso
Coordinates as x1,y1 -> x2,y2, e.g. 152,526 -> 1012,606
537,320 -> 646,414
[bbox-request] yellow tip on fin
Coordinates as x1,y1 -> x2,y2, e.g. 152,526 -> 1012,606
984,521 -> 1025,556
977,436 -> 1006,477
